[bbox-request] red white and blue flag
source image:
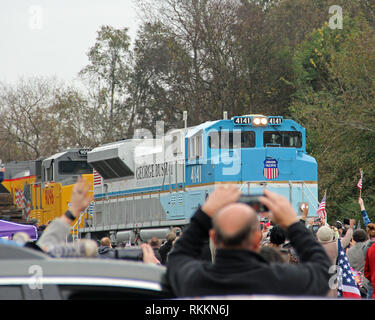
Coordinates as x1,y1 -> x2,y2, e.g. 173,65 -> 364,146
357,169 -> 363,190
93,169 -> 102,186
316,194 -> 326,221
337,239 -> 361,298
263,159 -> 279,180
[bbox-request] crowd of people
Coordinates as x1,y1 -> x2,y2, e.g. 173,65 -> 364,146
2,177 -> 375,299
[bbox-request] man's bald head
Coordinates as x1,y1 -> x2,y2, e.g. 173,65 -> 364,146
211,203 -> 260,249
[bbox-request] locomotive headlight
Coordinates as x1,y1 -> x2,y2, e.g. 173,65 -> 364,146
252,117 -> 268,126
253,117 -> 261,126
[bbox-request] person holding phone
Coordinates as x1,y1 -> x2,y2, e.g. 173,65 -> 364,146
166,185 -> 331,298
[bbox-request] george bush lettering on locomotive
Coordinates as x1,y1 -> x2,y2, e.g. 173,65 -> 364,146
136,162 -> 173,180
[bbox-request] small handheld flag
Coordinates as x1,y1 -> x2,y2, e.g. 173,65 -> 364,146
357,169 -> 363,190
316,192 -> 327,222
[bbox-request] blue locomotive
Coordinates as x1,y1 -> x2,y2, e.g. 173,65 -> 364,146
81,114 -> 318,243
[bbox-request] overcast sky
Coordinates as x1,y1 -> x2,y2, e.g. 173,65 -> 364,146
0,0 -> 141,85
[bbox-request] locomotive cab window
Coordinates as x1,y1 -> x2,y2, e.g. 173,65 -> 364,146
208,131 -> 255,149
45,166 -> 54,181
58,161 -> 93,175
263,131 -> 302,148
188,135 -> 203,159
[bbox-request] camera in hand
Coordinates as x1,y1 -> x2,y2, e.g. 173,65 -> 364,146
114,247 -> 143,261
237,194 -> 269,213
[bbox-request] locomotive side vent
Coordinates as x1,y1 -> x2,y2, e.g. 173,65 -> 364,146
87,141 -> 136,181
90,158 -> 133,180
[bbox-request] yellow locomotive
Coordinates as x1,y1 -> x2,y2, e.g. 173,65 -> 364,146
0,149 -> 94,237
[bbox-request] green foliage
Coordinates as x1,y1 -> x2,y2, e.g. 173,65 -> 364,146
290,13 -> 375,224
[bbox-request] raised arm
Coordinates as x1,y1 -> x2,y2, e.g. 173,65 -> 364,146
37,177 -> 93,252
359,198 -> 371,228
340,219 -> 354,249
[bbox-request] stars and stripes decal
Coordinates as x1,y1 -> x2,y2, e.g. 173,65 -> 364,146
15,188 -> 24,208
93,169 -> 102,186
263,158 -> 279,180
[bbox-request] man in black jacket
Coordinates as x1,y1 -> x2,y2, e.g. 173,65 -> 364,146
159,232 -> 176,265
98,237 -> 115,259
166,185 -> 331,298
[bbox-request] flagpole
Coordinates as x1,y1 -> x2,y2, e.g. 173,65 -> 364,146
324,189 -> 327,225
359,168 -> 362,198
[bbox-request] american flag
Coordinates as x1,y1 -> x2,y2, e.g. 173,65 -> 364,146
93,169 -> 102,186
357,169 -> 363,190
337,239 -> 361,298
316,194 -> 326,221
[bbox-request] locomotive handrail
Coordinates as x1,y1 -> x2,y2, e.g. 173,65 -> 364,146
72,211 -> 85,242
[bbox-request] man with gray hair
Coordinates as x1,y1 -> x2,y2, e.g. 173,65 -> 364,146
166,185 -> 331,297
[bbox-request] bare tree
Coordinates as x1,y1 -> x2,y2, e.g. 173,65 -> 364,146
0,77 -> 62,160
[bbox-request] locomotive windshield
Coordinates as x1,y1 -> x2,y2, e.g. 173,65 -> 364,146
264,131 -> 302,148
58,161 -> 93,175
209,131 -> 255,149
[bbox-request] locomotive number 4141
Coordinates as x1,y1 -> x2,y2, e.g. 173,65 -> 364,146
191,165 -> 202,184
